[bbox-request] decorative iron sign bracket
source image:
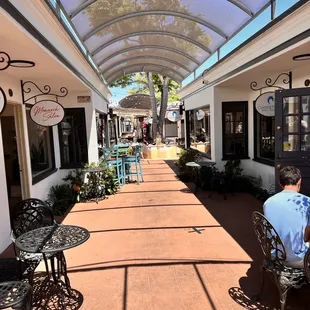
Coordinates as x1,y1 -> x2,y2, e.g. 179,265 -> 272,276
250,71 -> 292,94
250,72 -> 292,117
21,80 -> 68,127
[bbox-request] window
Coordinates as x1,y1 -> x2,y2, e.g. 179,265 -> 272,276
254,105 -> 275,164
96,112 -> 106,158
189,107 -> 211,157
58,108 -> 88,168
26,106 -> 55,183
222,102 -> 248,159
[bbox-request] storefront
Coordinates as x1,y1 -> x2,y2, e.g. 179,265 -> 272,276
0,3 -> 109,253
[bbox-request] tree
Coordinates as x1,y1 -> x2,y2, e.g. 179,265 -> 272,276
110,72 -> 180,141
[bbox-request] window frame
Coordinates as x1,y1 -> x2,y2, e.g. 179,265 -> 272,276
58,107 -> 88,169
253,103 -> 275,167
25,104 -> 56,185
222,101 -> 249,160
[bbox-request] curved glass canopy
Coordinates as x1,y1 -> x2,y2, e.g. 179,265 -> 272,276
59,0 -> 271,84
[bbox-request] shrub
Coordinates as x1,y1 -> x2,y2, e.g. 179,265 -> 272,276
47,184 -> 73,215
176,148 -> 201,176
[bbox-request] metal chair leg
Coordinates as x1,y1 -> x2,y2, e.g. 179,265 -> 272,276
139,161 -> 144,182
135,161 -> 140,184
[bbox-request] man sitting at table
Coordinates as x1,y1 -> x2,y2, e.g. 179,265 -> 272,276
264,166 -> 310,267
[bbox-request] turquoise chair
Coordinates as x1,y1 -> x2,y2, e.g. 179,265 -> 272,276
102,147 -> 125,185
123,145 -> 144,184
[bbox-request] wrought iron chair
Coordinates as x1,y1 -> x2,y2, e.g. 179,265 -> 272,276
252,211 -> 308,310
10,199 -> 59,284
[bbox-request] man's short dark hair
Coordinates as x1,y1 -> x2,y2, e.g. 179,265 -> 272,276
279,166 -> 301,186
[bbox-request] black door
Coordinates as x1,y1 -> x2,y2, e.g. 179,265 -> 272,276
275,88 -> 310,195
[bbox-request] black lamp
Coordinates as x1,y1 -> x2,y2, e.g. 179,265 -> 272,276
0,51 -> 35,71
179,103 -> 185,115
292,54 -> 310,61
109,108 -> 113,119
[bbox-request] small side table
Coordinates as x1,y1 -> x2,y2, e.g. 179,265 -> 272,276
186,161 -> 216,193
0,281 -> 32,310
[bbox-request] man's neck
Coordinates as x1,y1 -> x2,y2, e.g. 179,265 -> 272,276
283,185 -> 299,192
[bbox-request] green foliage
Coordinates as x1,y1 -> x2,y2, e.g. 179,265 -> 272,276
47,184 -> 73,216
110,74 -> 136,88
63,169 -> 84,187
224,160 -> 243,178
176,149 -> 201,180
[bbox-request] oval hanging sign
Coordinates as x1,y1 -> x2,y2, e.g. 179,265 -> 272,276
255,92 -> 275,117
30,100 -> 65,126
167,110 -> 181,122
0,87 -> 7,115
196,109 -> 205,120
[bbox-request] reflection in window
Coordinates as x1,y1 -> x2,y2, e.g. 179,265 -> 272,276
254,108 -> 275,161
222,102 -> 248,159
96,113 -> 106,158
26,107 -> 55,178
189,107 -> 211,156
58,108 -> 88,168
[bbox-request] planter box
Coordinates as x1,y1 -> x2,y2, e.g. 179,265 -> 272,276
142,145 -> 182,159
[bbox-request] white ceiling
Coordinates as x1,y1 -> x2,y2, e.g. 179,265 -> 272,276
0,10 -> 88,92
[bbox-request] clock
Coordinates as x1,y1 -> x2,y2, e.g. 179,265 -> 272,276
0,87 -> 7,115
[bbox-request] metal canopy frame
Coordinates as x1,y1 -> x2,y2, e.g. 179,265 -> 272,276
57,0 -> 274,84
106,64 -> 183,84
97,45 -> 200,67
91,30 -> 212,57
83,10 -> 228,41
101,55 -> 191,74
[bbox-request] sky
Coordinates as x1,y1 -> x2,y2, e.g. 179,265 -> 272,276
109,0 -> 299,103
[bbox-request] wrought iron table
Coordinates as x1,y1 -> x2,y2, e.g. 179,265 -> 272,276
15,224 -> 90,300
0,281 -> 32,310
186,161 -> 216,193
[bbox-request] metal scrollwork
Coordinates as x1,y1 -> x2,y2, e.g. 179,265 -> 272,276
0,51 -> 10,71
250,71 -> 292,92
21,80 -> 68,104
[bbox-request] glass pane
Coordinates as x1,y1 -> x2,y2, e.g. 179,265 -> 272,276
235,122 -> 243,134
302,115 -> 310,133
283,116 -> 299,133
301,135 -> 310,152
283,96 -> 299,115
26,109 -> 53,177
236,112 -> 243,121
283,135 -> 298,152
302,95 -> 310,113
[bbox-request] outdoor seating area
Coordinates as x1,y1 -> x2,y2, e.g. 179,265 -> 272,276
0,199 -> 90,309
102,144 -> 144,186
2,159 -> 310,309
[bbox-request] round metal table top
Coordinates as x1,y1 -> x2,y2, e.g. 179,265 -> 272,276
186,161 -> 216,168
0,281 -> 31,309
15,224 -> 90,254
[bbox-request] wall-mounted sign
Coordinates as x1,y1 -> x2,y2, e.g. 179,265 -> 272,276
167,110 -> 181,122
0,87 -> 7,115
196,109 -> 205,120
77,96 -> 91,103
30,100 -> 65,127
255,92 -> 275,116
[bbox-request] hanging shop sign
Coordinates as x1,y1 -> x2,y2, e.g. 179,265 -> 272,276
0,87 -> 7,115
30,100 -> 65,126
196,109 -> 205,120
167,110 -> 181,122
255,92 -> 275,117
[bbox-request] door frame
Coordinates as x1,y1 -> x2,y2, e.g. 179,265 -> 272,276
12,102 -> 30,199
275,87 -> 310,193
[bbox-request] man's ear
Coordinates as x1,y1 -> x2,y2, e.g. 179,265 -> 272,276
297,179 -> 302,190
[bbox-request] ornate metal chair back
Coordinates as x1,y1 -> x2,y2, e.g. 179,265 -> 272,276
11,199 -> 54,239
252,211 -> 286,264
303,248 -> 310,281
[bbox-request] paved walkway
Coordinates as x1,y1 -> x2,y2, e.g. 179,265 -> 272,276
31,160 -> 310,309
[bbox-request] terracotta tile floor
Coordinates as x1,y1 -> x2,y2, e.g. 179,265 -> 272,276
3,159 -> 310,309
